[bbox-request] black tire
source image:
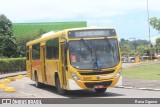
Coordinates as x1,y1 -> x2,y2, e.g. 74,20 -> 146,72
35,73 -> 42,88
56,77 -> 66,95
95,88 -> 107,93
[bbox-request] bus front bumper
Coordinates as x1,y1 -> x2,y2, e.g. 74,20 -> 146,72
67,76 -> 120,90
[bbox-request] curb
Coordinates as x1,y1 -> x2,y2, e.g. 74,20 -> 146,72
0,71 -> 27,80
115,85 -> 160,91
131,61 -> 160,67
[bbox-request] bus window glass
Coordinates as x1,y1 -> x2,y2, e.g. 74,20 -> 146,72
53,38 -> 59,59
69,38 -> 119,69
46,38 -> 59,59
32,43 -> 40,60
46,39 -> 53,59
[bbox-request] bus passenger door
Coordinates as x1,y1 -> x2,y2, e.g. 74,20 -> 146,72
60,43 -> 67,87
41,45 -> 47,82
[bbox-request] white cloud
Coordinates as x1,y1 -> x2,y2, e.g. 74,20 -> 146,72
1,0 -> 160,43
0,0 -> 160,23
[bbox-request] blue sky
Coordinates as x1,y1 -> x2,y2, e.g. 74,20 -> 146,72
0,0 -> 160,43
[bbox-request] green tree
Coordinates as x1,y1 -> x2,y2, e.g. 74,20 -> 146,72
120,38 -> 150,56
137,45 -> 150,56
156,37 -> 160,53
150,17 -> 160,31
156,37 -> 160,46
120,44 -> 131,56
0,14 -> 18,57
149,17 -> 160,53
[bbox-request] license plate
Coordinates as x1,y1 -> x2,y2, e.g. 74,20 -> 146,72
94,85 -> 104,89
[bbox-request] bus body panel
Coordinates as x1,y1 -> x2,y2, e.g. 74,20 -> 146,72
45,60 -> 59,86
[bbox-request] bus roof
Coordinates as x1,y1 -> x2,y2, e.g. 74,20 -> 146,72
65,27 -> 114,31
26,27 -> 115,46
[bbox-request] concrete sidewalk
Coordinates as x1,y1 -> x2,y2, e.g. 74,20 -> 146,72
0,71 -> 27,79
122,76 -> 160,89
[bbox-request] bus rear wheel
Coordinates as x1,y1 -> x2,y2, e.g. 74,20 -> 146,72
95,88 -> 107,93
56,77 -> 66,95
35,73 -> 42,88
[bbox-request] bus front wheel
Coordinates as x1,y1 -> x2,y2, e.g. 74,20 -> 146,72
95,88 -> 107,93
56,77 -> 66,95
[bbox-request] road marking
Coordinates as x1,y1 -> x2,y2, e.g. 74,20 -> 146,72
19,91 -> 35,96
114,86 -> 125,88
124,87 -> 133,89
152,89 -> 160,91
115,86 -> 160,91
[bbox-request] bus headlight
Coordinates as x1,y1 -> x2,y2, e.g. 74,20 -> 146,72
114,68 -> 122,78
70,71 -> 81,81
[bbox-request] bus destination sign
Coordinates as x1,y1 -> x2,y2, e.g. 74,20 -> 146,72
68,29 -> 116,38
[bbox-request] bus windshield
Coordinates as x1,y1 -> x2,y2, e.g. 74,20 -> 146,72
69,38 -> 120,70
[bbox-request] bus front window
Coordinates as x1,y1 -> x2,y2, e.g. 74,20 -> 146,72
69,39 -> 120,70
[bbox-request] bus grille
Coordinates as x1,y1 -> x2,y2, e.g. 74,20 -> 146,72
79,70 -> 114,75
84,81 -> 112,88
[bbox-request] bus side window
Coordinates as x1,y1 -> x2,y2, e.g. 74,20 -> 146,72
26,46 -> 29,60
46,38 -> 59,59
32,43 -> 40,60
53,38 -> 59,59
46,39 -> 53,59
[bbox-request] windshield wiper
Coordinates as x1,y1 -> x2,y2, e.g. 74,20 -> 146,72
80,38 -> 93,57
80,39 -> 92,51
80,39 -> 103,70
80,39 -> 99,69
104,37 -> 114,52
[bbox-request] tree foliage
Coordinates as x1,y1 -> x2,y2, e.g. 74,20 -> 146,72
150,17 -> 160,32
0,14 -> 13,36
156,37 -> 160,46
0,14 -> 18,57
150,17 -> 160,50
120,38 -> 150,56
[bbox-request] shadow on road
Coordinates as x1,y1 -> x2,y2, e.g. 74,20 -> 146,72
65,90 -> 125,98
29,83 -> 125,98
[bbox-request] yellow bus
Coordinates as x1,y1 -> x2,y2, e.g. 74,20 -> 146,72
26,27 -> 122,95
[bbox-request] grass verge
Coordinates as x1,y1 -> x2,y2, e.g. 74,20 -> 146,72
123,63 -> 160,80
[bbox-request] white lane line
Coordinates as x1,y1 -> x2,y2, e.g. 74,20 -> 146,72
19,91 -> 35,96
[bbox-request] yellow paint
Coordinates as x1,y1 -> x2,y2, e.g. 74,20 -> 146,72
4,79 -> 10,83
7,77 -> 16,81
0,83 -> 6,89
135,56 -> 139,63
0,81 -> 6,84
15,75 -> 24,79
4,87 -> 15,92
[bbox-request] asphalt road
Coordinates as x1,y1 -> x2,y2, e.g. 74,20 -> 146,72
1,77 -> 160,98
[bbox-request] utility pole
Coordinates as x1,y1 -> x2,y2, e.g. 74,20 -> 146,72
147,0 -> 151,45
146,0 -> 152,60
